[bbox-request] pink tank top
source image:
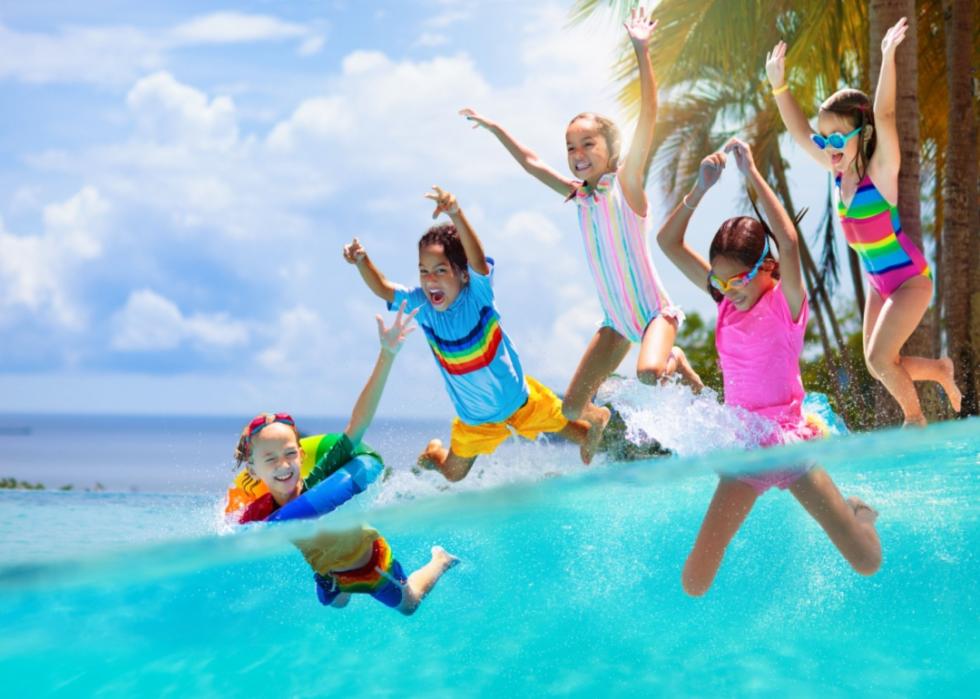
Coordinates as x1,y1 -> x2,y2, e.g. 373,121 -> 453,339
715,282 -> 808,429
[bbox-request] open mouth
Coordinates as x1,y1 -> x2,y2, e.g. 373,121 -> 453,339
274,470 -> 296,483
830,152 -> 844,167
574,161 -> 591,173
428,289 -> 446,305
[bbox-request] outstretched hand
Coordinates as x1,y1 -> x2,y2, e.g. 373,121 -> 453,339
765,40 -> 787,88
624,5 -> 657,46
377,300 -> 418,356
459,107 -> 494,130
881,16 -> 908,55
424,185 -> 459,219
343,237 -> 367,265
697,151 -> 727,192
723,137 -> 756,175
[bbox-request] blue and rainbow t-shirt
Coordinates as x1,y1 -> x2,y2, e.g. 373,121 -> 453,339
389,260 -> 528,425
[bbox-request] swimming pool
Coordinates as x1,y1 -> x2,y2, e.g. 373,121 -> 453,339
0,415 -> 977,697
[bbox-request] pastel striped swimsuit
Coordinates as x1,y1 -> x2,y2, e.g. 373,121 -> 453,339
836,173 -> 931,299
573,172 -> 682,342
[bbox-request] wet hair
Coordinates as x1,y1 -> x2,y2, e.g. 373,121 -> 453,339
568,112 -> 622,172
418,222 -> 468,273
819,89 -> 876,180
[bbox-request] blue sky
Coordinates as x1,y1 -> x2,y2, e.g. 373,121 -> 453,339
0,0 -> 836,418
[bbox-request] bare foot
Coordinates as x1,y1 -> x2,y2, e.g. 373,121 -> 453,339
432,545 -> 460,571
416,439 -> 444,471
847,496 -> 879,524
672,347 -> 705,394
579,404 -> 611,465
939,357 -> 962,413
902,414 -> 927,428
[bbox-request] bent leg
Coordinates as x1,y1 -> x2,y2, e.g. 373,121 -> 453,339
418,439 -> 478,483
399,546 -> 460,615
682,479 -> 758,596
636,315 -> 678,384
864,277 -> 933,424
671,346 -> 704,392
789,468 -> 881,576
562,327 -> 631,420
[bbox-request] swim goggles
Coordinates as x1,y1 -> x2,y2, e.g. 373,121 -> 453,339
244,412 -> 295,444
810,127 -> 861,150
709,237 -> 770,294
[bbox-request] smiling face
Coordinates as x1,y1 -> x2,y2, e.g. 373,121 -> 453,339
816,111 -> 863,174
709,255 -> 776,312
419,243 -> 467,311
247,422 -> 304,505
566,117 -> 613,182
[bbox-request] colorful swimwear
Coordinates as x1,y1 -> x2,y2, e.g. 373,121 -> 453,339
390,259 -> 528,425
836,173 -> 931,299
449,375 -> 568,458
716,282 -> 823,494
573,171 -> 683,342
235,434 -> 381,523
312,536 -> 407,609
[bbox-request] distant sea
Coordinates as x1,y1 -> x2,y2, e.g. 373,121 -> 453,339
0,413 -> 448,494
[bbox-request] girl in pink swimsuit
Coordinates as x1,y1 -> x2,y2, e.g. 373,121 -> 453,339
658,138 -> 882,596
766,17 -> 960,425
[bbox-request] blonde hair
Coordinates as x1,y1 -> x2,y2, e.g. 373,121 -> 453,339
568,112 -> 622,171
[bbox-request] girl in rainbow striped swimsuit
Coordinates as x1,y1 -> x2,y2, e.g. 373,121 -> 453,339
344,186 -> 606,482
459,5 -> 701,436
767,17 -> 960,425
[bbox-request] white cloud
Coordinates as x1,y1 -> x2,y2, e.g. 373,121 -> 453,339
0,187 -> 108,328
413,32 -> 449,48
0,12 -> 324,86
256,306 -> 341,376
126,71 -> 239,148
111,289 -> 249,351
170,12 -> 309,44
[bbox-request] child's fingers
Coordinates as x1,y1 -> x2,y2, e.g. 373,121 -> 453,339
405,305 -> 421,323
375,314 -> 386,338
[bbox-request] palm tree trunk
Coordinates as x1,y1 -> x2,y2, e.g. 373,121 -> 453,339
932,152 -> 944,360
941,0 -> 979,415
848,248 -> 866,320
767,158 -> 848,413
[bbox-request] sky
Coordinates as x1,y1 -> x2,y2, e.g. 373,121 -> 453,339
0,0 -> 837,419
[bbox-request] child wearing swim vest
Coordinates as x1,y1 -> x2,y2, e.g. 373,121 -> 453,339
459,5 -> 702,431
234,308 -> 458,615
344,185 -> 605,482
658,138 -> 882,596
765,17 -> 960,425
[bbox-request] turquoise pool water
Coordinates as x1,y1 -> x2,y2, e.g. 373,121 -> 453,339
0,413 -> 977,697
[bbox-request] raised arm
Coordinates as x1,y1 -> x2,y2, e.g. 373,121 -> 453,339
618,6 -> 658,213
459,108 -> 577,198
724,138 -> 805,320
343,237 -> 396,303
656,153 -> 722,294
869,17 -> 907,189
343,302 -> 418,446
425,185 -> 490,276
765,41 -> 829,169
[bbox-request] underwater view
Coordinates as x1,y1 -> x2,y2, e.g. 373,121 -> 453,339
1,403 -> 977,697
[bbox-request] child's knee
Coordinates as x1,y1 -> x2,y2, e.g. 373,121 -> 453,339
851,549 -> 882,576
637,363 -> 667,385
681,568 -> 710,597
562,402 -> 583,421
865,348 -> 896,376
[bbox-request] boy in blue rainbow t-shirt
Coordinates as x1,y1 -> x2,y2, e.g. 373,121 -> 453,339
343,185 -> 610,481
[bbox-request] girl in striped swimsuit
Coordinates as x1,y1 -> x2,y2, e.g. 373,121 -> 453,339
459,6 -> 701,433
766,17 -> 961,425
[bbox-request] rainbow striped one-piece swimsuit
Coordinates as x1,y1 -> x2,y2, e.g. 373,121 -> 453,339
836,173 -> 931,299
573,172 -> 682,342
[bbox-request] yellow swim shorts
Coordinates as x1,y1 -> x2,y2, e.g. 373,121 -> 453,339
449,376 -> 569,458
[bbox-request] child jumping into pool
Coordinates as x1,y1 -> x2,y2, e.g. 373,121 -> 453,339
459,4 -> 701,429
234,306 -> 458,615
344,185 -> 605,482
765,17 -> 960,425
657,138 -> 882,596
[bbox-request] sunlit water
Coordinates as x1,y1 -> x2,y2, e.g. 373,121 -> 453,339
0,398 -> 977,697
